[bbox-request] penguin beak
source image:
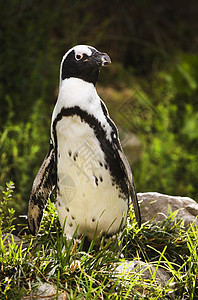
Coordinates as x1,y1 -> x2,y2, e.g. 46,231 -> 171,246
91,51 -> 111,67
100,52 -> 111,66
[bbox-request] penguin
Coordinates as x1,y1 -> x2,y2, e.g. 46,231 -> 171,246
28,45 -> 141,241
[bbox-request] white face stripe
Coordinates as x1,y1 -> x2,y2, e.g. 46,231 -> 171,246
62,45 -> 96,62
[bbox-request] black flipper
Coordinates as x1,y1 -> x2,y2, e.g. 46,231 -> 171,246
117,147 -> 141,228
28,140 -> 56,235
111,133 -> 141,228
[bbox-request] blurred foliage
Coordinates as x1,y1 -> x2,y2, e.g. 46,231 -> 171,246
135,53 -> 198,198
0,0 -> 198,219
0,99 -> 50,215
0,181 -> 16,234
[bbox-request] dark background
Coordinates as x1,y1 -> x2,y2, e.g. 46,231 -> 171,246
1,0 -> 198,219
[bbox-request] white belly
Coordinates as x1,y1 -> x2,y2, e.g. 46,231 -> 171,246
55,116 -> 128,240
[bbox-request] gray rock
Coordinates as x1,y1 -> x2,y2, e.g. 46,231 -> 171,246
138,192 -> 198,227
3,233 -> 25,250
114,260 -> 175,299
3,233 -> 30,251
115,260 -> 170,286
23,283 -> 66,299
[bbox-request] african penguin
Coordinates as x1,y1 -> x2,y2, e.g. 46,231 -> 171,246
28,45 -> 141,241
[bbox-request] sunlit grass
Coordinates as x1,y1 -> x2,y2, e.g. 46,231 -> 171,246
0,182 -> 198,299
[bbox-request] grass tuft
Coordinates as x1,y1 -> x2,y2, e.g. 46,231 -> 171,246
0,183 -> 198,299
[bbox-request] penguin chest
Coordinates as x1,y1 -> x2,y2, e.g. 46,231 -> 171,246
55,115 -> 128,240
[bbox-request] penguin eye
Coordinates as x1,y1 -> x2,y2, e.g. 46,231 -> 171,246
75,53 -> 83,61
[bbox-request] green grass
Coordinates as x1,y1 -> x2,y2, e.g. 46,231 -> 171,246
0,182 -> 198,299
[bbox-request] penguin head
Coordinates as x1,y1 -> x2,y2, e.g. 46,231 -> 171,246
60,45 -> 111,85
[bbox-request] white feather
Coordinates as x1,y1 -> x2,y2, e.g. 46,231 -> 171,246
55,116 -> 127,240
52,78 -> 112,141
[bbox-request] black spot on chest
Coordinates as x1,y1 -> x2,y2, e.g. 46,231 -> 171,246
94,176 -> 99,186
